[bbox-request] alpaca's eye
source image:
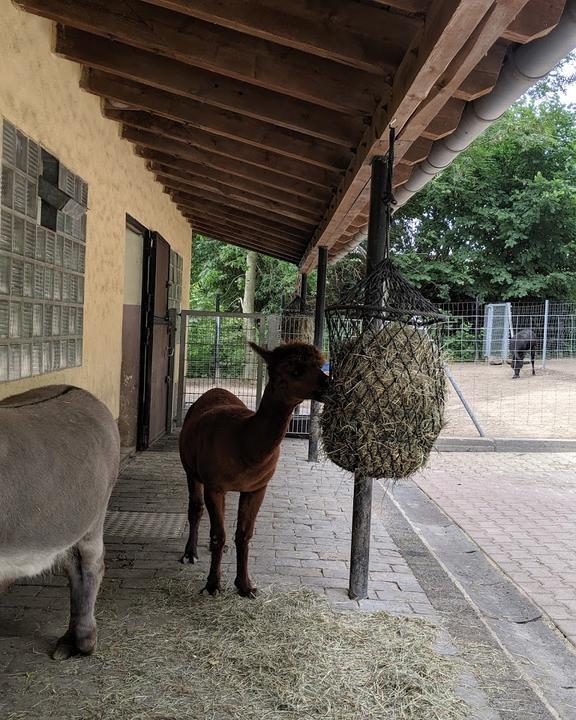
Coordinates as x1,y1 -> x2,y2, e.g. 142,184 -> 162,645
291,368 -> 303,378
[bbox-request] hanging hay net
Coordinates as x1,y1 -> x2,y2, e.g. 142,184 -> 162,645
281,296 -> 314,344
322,258 -> 446,479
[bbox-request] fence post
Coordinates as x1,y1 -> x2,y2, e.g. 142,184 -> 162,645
542,299 -> 549,369
213,294 -> 221,382
176,311 -> 188,426
307,247 -> 328,463
299,273 -> 308,314
474,297 -> 481,362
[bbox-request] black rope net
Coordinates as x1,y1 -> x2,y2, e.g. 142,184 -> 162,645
321,258 -> 447,479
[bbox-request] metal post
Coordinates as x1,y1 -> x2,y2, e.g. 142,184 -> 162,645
213,294 -> 221,382
542,299 -> 549,369
349,150 -> 392,601
299,273 -> 308,314
444,365 -> 485,437
307,247 -> 328,462
474,297 -> 481,363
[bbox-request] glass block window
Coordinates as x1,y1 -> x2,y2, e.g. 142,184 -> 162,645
168,249 -> 183,311
0,119 -> 87,382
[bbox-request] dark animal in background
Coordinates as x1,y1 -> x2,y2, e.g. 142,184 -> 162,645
179,342 -> 327,598
0,386 -> 120,660
507,329 -> 537,379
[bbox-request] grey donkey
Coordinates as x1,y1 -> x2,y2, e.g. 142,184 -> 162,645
0,385 -> 120,659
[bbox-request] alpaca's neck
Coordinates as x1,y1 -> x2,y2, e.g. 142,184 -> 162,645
245,384 -> 298,461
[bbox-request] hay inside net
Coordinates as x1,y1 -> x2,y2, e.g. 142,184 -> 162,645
322,259 -> 446,479
10,580 -> 466,720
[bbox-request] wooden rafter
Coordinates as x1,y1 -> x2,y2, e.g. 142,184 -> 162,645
190,219 -> 305,255
147,162 -> 324,214
18,0 -> 388,115
109,111 -> 343,187
190,221 -> 301,263
140,0 -> 420,74
188,212 -> 308,250
55,27 -> 364,145
169,187 -> 315,232
134,148 -> 331,203
300,0 -> 534,271
123,127 -> 338,191
158,174 -> 321,224
83,74 -> 351,170
172,193 -> 313,237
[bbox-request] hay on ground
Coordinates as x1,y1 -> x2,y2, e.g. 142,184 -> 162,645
9,581 -> 466,720
322,323 -> 446,478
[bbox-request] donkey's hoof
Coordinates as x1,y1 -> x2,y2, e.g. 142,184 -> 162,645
52,629 -> 96,661
181,552 -> 198,565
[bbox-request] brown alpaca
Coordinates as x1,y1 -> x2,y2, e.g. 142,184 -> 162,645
179,341 -> 327,597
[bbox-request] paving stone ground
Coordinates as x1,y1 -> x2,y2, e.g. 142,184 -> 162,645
414,451 -> 576,646
2,436 -> 572,719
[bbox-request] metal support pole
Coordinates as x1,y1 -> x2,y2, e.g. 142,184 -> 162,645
349,146 -> 393,601
542,299 -> 549,369
299,273 -> 308,314
445,365 -> 485,437
307,247 -> 328,463
474,297 -> 481,363
349,475 -> 373,600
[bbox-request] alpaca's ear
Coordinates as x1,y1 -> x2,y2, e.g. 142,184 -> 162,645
249,342 -> 272,363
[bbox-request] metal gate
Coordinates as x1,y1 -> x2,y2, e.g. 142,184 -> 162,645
483,302 -> 512,361
176,310 -> 314,435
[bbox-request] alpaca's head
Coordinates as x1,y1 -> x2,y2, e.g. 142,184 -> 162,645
250,342 -> 328,402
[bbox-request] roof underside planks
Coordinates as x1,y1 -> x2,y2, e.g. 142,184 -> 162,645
15,0 -> 567,266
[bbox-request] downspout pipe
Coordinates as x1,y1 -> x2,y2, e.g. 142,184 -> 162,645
343,0 -> 576,256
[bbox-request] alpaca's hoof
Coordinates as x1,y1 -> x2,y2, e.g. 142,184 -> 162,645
180,552 -> 198,565
200,580 -> 222,596
235,579 -> 258,598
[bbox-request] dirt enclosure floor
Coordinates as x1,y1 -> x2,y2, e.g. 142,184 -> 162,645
445,358 -> 576,439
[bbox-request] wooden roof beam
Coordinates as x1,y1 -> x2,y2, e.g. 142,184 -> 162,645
190,221 -> 301,263
157,174 -> 321,225
147,162 -> 324,215
454,42 -> 508,101
502,0 -> 565,43
140,0 -> 420,74
300,0 -> 534,272
169,188 -> 315,232
110,111 -> 341,188
188,212 -> 308,251
134,147 -> 331,203
175,197 -> 311,241
189,219 -> 305,255
18,0 -> 385,115
124,128 -> 335,192
83,73 -> 350,171
55,27 -> 363,146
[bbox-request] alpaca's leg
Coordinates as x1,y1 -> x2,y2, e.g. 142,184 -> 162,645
181,475 -> 204,564
202,489 -> 226,595
235,488 -> 267,598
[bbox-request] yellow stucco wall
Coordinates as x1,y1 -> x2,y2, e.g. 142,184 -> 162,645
0,0 -> 192,414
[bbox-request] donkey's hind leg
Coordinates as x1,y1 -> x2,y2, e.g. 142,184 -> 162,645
53,529 -> 105,661
181,475 -> 204,564
531,349 -> 536,375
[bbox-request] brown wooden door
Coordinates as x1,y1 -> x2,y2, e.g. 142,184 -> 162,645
138,231 -> 172,449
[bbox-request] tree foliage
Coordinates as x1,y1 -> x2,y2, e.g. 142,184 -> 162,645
189,236 -> 309,313
387,98 -> 576,302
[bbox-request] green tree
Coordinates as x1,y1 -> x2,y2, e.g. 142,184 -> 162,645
387,98 -> 576,303
190,235 -> 309,312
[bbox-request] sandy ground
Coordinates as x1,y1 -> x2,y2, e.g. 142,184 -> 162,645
183,358 -> 576,439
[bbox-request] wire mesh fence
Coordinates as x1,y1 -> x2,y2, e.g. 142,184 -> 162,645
438,300 -> 576,438
178,301 -> 576,441
177,311 -> 317,436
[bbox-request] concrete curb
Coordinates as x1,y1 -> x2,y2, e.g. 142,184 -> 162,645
435,437 -> 576,453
